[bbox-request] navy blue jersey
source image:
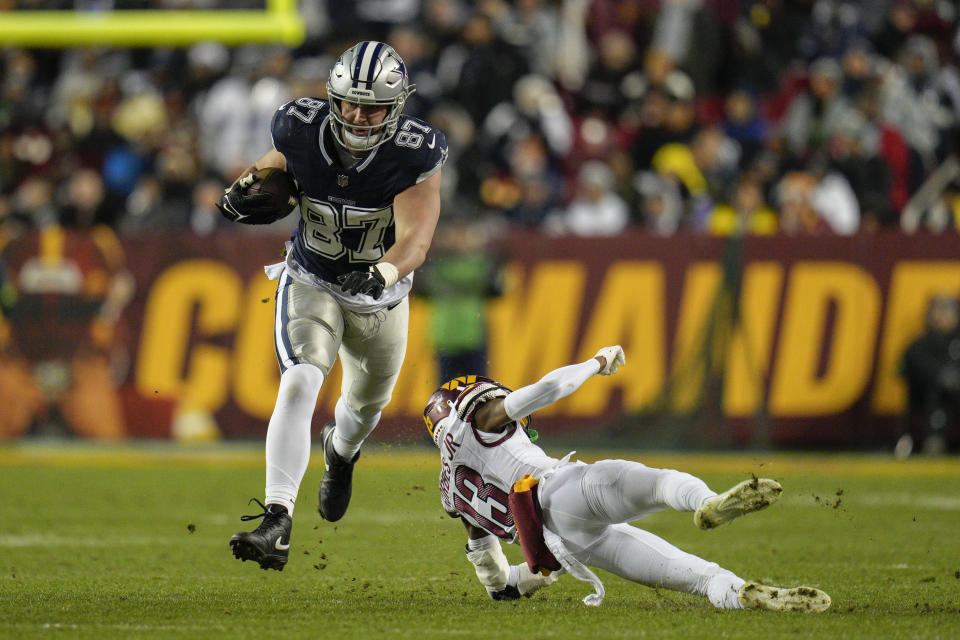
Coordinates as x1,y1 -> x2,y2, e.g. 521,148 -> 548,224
270,97 -> 447,284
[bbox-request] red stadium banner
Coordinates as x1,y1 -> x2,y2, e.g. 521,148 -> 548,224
4,228 -> 959,447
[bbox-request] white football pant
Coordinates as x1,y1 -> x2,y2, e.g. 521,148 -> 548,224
539,460 -> 746,609
264,273 -> 409,513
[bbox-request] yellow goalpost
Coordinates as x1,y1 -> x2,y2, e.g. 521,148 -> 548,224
0,0 -> 304,47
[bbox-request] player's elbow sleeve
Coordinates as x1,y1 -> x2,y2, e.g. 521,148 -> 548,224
503,373 -> 565,420
537,371 -> 568,401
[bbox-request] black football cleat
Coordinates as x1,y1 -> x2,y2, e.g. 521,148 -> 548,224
229,498 -> 292,571
318,422 -> 359,522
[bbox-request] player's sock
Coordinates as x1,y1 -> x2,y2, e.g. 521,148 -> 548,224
332,397 -> 379,460
706,572 -> 746,609
264,364 -> 325,515
655,469 -> 717,513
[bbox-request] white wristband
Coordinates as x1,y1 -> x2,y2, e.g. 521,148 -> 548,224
374,262 -> 399,288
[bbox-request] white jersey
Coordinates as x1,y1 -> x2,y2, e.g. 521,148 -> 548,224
436,405 -> 563,542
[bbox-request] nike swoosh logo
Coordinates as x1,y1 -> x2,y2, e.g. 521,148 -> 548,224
274,538 -> 290,551
426,134 -> 436,149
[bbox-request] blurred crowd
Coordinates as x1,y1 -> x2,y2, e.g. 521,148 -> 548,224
1,0 -> 959,239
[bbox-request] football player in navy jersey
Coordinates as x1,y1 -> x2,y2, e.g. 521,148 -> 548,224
222,41 -> 448,571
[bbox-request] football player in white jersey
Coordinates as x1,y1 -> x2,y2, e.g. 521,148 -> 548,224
222,41 -> 447,571
424,346 -> 832,611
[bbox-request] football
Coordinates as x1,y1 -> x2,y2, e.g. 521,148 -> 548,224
244,167 -> 299,218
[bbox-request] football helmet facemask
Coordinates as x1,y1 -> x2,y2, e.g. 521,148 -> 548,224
326,41 -> 414,152
423,376 -> 535,447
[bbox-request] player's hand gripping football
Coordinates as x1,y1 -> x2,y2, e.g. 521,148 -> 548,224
217,173 -> 283,224
594,345 -> 625,375
338,265 -> 387,299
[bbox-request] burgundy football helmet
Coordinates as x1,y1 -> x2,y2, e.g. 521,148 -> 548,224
423,375 -> 534,446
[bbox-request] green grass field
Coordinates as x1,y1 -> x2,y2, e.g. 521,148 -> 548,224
2,443 -> 959,639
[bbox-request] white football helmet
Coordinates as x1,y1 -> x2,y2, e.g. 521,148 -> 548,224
326,41 -> 414,152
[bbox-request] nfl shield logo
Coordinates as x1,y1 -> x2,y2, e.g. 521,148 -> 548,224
337,174 -> 349,187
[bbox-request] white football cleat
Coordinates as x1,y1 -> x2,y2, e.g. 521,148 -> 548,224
694,478 -> 782,530
737,582 -> 831,612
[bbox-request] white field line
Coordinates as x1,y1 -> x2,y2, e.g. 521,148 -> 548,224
0,534 -> 181,548
1,623 -> 228,632
783,492 -> 960,510
348,511 -> 436,525
848,493 -> 960,510
4,445 -> 960,477
10,623 -> 564,637
0,510 -> 434,548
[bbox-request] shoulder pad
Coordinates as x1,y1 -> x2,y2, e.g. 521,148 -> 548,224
392,116 -> 448,173
271,97 -> 328,153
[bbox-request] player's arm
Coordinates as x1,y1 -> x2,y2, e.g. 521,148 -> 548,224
218,149 -> 290,224
233,148 -> 287,185
461,520 -> 559,601
383,169 -> 442,277
473,346 -> 626,432
338,170 -> 442,299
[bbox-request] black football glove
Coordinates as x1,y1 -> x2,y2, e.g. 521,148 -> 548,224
337,265 -> 387,299
217,174 -> 286,225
